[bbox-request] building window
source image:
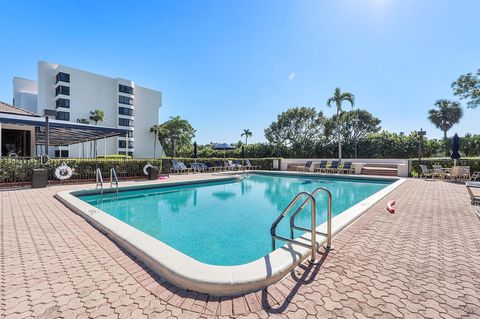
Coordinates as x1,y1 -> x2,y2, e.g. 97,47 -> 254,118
56,72 -> 70,83
118,118 -> 133,127
55,85 -> 70,96
118,107 -> 133,116
118,140 -> 126,148
54,150 -> 69,157
56,111 -> 70,121
119,84 -> 134,95
55,98 -> 70,108
127,130 -> 134,137
118,95 -> 133,105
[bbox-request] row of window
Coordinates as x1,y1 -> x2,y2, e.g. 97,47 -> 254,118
55,85 -> 70,96
118,118 -> 134,127
56,111 -> 70,121
56,98 -> 70,108
118,95 -> 134,105
118,107 -> 133,116
118,140 -> 134,149
54,150 -> 69,158
119,84 -> 134,95
56,72 -> 70,84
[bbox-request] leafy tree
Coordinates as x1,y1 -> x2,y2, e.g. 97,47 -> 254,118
241,129 -> 253,145
326,87 -> 355,160
89,109 -> 105,125
150,124 -> 162,158
264,107 -> 326,157
326,109 -> 381,158
452,69 -> 480,109
156,116 -> 196,157
88,109 -> 105,157
428,99 -> 463,155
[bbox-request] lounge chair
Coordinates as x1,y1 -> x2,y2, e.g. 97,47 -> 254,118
224,160 -> 235,171
296,161 -> 313,172
466,181 -> 480,206
432,165 -> 447,179
471,171 -> 480,181
419,165 -> 433,179
178,161 -> 193,173
339,162 -> 354,174
171,159 -> 190,174
444,166 -> 464,181
232,160 -> 244,170
314,161 -> 328,173
214,160 -> 225,171
244,159 -> 259,170
462,166 -> 471,180
327,161 -> 340,173
190,163 -> 204,173
199,163 -> 214,172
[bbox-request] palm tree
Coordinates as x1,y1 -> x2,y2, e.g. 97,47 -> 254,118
326,87 -> 355,161
150,124 -> 161,158
241,129 -> 253,145
428,99 -> 463,155
89,109 -> 105,157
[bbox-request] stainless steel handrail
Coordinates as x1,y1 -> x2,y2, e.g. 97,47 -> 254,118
96,168 -> 104,195
270,191 -> 317,263
289,187 -> 333,250
110,168 -> 119,195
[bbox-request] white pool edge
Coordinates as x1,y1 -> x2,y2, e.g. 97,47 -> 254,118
55,172 -> 405,296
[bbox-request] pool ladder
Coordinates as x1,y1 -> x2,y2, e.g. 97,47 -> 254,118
96,168 -> 119,195
270,187 -> 332,263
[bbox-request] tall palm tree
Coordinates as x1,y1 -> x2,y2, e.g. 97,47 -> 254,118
428,99 -> 463,155
241,129 -> 253,145
326,87 -> 355,161
89,109 -> 105,157
150,124 -> 161,158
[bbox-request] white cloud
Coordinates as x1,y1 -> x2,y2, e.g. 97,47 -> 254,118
288,72 -> 295,81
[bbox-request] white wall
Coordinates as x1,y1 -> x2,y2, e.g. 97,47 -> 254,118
12,77 -> 38,113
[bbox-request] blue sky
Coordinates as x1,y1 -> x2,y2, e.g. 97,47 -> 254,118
0,0 -> 479,144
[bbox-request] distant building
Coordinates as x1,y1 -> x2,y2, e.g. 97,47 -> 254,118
12,61 -> 163,158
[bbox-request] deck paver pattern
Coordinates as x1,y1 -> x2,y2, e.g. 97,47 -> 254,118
1,176 -> 479,318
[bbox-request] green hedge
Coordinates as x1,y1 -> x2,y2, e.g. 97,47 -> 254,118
410,158 -> 480,177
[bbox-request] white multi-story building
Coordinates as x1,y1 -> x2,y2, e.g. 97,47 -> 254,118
13,61 -> 163,158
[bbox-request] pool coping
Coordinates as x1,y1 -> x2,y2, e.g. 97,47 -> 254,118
55,171 -> 405,296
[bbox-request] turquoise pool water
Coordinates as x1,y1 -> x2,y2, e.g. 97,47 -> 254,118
78,173 -> 393,266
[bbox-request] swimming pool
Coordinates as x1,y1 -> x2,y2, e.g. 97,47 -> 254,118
57,172 -> 403,295
78,173 -> 392,266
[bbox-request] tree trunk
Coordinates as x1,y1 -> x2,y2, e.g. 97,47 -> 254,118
444,130 -> 449,156
337,108 -> 342,161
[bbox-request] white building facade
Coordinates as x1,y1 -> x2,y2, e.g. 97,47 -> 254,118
13,61 -> 163,158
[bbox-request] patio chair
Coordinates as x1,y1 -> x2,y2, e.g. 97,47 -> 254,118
419,165 -> 433,179
178,161 -> 193,173
296,161 -> 313,172
214,160 -> 225,171
432,165 -> 447,179
199,163 -> 214,172
314,161 -> 328,173
461,166 -> 471,180
327,161 -> 340,173
224,160 -> 235,171
466,181 -> 480,206
232,160 -> 244,170
471,171 -> 480,181
189,163 -> 203,173
171,159 -> 188,174
339,162 -> 354,174
444,166 -> 464,181
244,159 -> 259,170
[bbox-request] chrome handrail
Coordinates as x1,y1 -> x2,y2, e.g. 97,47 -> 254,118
96,168 -> 104,195
289,187 -> 333,250
110,168 -> 119,195
271,191 -> 317,263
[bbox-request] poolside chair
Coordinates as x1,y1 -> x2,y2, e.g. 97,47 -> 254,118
314,161 -> 328,173
189,163 -> 203,173
244,159 -> 259,170
339,162 -> 354,174
178,161 -> 193,173
432,165 -> 447,179
232,160 -> 244,170
214,160 -> 225,171
327,161 -> 340,173
171,159 -> 189,174
466,181 -> 480,206
471,171 -> 480,181
444,166 -> 464,181
199,163 -> 214,172
461,166 -> 471,180
296,161 -> 313,172
419,165 -> 433,179
224,160 -> 235,171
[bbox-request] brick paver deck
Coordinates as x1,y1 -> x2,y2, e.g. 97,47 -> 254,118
1,177 -> 479,318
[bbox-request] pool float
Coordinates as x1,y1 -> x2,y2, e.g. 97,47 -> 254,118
386,200 -> 396,214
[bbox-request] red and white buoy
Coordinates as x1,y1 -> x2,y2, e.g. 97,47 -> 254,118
386,200 -> 396,214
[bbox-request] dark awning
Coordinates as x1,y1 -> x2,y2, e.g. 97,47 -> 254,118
0,112 -> 130,146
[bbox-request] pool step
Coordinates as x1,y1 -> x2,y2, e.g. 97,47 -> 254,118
361,166 -> 398,177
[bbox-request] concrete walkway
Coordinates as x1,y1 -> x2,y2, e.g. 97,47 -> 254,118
1,176 -> 479,318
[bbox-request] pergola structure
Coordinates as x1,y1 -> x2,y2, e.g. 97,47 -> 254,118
0,102 -> 129,157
